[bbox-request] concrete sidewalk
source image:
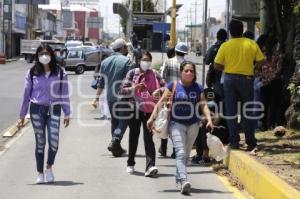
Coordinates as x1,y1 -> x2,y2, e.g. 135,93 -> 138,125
0,76 -> 237,199
0,114 -> 236,199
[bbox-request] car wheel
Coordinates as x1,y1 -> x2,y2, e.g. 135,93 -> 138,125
75,65 -> 85,74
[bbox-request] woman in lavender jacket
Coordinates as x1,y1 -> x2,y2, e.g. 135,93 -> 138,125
17,44 -> 71,184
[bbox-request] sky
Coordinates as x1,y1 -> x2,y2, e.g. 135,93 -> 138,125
50,0 -> 226,33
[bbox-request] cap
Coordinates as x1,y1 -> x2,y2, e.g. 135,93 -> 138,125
175,42 -> 188,54
111,38 -> 127,50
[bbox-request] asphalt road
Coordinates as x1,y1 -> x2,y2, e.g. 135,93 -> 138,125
0,70 -> 235,199
0,60 -> 32,134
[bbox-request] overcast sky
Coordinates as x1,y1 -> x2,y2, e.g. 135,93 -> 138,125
50,0 -> 226,33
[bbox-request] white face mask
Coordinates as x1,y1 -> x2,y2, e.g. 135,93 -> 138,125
140,61 -> 152,71
39,55 -> 51,65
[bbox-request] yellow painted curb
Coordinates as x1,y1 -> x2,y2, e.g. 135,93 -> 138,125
224,150 -> 300,199
2,119 -> 30,137
217,175 -> 248,199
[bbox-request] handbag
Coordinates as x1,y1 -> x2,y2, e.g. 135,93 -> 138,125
152,81 -> 177,139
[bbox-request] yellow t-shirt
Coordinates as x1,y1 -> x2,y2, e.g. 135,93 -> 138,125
214,38 -> 265,76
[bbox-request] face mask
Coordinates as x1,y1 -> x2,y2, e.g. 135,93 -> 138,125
181,72 -> 195,82
140,61 -> 152,71
39,55 -> 51,65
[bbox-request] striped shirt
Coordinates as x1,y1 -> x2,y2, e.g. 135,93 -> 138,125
160,56 -> 185,83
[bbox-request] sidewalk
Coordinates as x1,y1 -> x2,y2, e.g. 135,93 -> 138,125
0,73 -> 237,199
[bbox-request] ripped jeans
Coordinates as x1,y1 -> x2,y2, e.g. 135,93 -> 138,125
170,121 -> 199,183
30,103 -> 61,173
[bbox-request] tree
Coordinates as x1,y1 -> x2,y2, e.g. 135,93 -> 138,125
262,0 -> 300,128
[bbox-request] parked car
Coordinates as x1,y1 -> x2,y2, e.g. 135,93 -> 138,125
65,40 -> 83,49
93,46 -> 114,75
83,42 -> 95,46
61,46 -> 101,74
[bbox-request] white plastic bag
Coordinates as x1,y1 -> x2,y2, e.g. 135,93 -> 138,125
206,133 -> 226,161
153,104 -> 169,139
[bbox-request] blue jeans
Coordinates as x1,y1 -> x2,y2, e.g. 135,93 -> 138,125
108,100 -> 132,141
170,121 -> 199,182
30,103 -> 61,173
223,74 -> 257,147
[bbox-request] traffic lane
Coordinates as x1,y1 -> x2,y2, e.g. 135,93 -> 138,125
0,60 -> 32,133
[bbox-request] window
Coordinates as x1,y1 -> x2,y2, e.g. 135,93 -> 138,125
87,17 -> 103,29
68,50 -> 82,59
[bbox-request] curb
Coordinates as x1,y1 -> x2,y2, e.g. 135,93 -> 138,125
224,150 -> 300,199
2,119 -> 30,137
5,59 -> 18,63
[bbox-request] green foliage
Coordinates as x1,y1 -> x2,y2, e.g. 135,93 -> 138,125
293,2 -> 300,15
287,83 -> 300,96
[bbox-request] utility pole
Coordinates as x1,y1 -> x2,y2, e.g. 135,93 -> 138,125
202,0 -> 208,86
190,8 -> 193,50
127,0 -> 133,39
225,0 -> 231,32
191,1 -> 201,51
170,0 -> 176,47
141,0 -> 143,13
161,0 -> 167,63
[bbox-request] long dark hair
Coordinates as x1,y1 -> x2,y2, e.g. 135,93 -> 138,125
30,44 -> 59,76
180,61 -> 197,83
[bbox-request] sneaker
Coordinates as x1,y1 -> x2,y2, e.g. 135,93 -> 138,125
246,144 -> 257,152
108,140 -> 123,157
158,146 -> 167,157
145,166 -> 158,177
121,147 -> 127,154
191,155 -> 202,164
198,158 -> 212,166
126,166 -> 135,174
36,173 -> 44,184
45,168 -> 55,183
181,181 -> 191,194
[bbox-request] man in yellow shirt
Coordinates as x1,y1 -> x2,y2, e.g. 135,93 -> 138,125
214,20 -> 265,151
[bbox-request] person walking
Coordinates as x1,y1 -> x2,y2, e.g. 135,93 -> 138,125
159,42 -> 189,158
97,38 -> 133,157
214,20 -> 265,151
17,44 -> 70,184
120,51 -> 165,176
147,61 -> 213,194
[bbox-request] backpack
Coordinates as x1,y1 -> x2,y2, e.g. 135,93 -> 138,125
134,69 -> 161,113
205,42 -> 223,87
